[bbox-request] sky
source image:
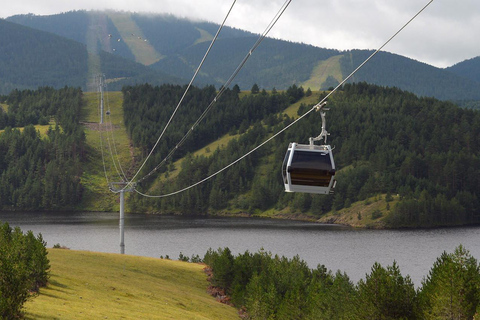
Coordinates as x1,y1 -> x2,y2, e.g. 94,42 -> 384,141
1,0 -> 479,68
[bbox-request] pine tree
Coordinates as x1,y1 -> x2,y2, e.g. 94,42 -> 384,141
419,245 -> 480,319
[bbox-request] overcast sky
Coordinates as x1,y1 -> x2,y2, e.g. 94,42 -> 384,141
2,0 -> 479,68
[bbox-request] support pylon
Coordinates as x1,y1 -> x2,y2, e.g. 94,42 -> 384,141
109,182 -> 136,254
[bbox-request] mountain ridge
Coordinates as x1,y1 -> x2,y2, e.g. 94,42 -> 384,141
3,11 -> 480,102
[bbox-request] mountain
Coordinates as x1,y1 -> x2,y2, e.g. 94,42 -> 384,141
341,50 -> 480,101
446,56 -> 480,84
5,11 -> 480,102
0,18 -> 184,94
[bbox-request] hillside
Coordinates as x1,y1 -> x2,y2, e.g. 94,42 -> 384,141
446,56 -> 480,84
3,83 -> 480,229
341,50 -> 480,101
23,249 -> 238,319
118,82 -> 480,228
5,11 -> 480,101
0,18 -> 184,94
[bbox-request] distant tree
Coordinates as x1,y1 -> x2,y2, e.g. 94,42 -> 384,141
306,87 -> 312,97
232,84 -> 240,94
251,83 -> 260,94
286,84 -> 305,102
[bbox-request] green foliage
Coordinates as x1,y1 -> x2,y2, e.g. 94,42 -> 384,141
206,246 -> 480,320
205,248 -> 356,319
0,16 -> 180,94
340,50 -> 480,101
251,84 -> 259,94
0,87 -> 85,210
356,262 -> 418,319
419,245 -> 480,319
125,84 -> 293,214
0,222 -> 50,318
447,56 -> 480,84
128,82 -> 480,228
371,209 -> 383,220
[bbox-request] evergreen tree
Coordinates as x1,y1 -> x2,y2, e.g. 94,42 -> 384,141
251,83 -> 260,94
419,245 -> 480,319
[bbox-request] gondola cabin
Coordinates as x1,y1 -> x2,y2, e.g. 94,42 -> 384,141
282,142 -> 336,194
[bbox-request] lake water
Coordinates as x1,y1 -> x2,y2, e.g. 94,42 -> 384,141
1,211 -> 480,286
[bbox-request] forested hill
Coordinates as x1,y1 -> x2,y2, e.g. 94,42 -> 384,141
0,18 -> 184,95
1,83 -> 480,228
0,87 -> 85,209
5,11 -> 480,102
124,82 -> 480,228
446,56 -> 480,84
342,50 -> 480,101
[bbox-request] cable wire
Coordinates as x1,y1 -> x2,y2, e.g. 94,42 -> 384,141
136,0 -> 293,184
135,0 -> 434,198
123,0 -> 237,190
105,89 -> 128,181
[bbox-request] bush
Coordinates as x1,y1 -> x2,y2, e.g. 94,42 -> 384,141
0,222 -> 50,318
371,209 -> 383,220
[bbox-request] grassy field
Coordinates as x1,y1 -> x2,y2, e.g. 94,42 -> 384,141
107,12 -> 164,66
301,55 -> 344,90
23,249 -> 239,320
193,27 -> 214,45
281,90 -> 324,119
79,91 -> 137,212
317,193 -> 400,228
0,121 -> 56,136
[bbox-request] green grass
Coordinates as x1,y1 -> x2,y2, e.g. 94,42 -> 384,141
301,55 -> 344,90
193,27 -> 214,45
0,119 -> 57,136
24,249 -> 238,320
0,103 -> 8,112
79,92 -> 138,211
317,194 -> 400,228
281,91 -> 324,119
107,12 -> 164,66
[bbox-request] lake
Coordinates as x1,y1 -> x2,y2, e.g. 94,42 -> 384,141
1,211 -> 479,286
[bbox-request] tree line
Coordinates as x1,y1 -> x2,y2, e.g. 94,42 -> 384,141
0,222 -> 50,318
2,82 -> 479,228
0,87 -> 85,210
204,245 -> 480,319
122,83 -> 294,181
128,82 -> 480,228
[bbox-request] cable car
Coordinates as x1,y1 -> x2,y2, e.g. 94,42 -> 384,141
282,142 -> 336,194
282,101 -> 336,194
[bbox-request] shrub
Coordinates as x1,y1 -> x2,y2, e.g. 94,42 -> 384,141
0,222 -> 50,318
371,209 -> 383,220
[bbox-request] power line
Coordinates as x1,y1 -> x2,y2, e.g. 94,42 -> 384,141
135,106 -> 315,198
136,0 -> 293,184
105,89 -> 129,181
123,0 -> 237,190
135,0 -> 435,198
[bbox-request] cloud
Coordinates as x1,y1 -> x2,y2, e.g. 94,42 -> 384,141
2,0 -> 478,68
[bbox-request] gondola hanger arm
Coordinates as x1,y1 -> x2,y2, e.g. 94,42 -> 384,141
309,102 -> 330,145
